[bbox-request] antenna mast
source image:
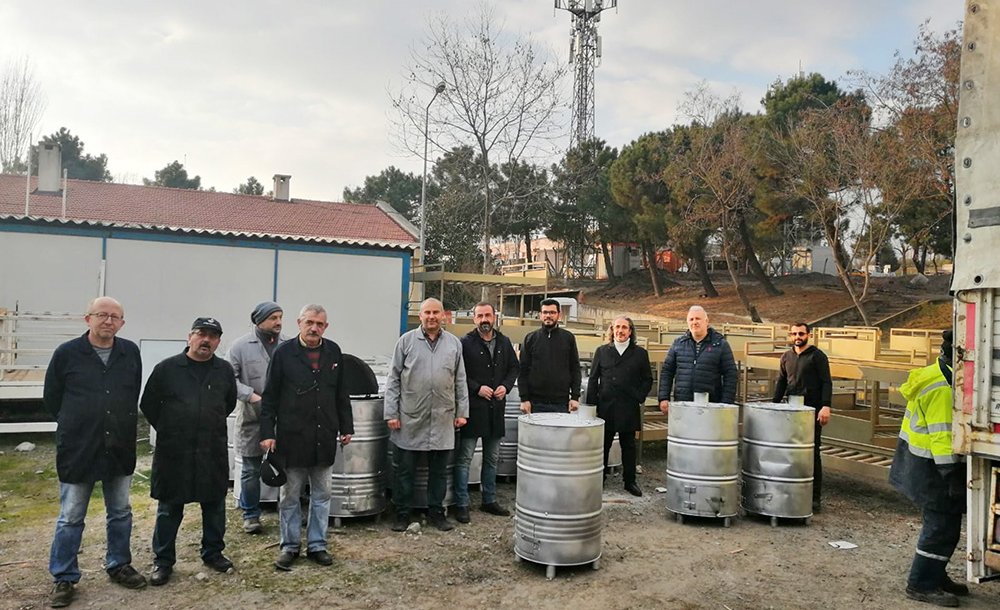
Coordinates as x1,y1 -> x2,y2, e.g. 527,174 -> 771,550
556,0 -> 617,150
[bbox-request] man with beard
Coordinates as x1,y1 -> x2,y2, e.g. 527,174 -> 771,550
658,306 -> 738,411
772,321 -> 832,512
519,298 -> 581,414
227,301 -> 286,534
587,317 -> 652,497
454,302 -> 519,523
385,298 -> 469,533
141,317 -> 237,586
260,304 -> 353,571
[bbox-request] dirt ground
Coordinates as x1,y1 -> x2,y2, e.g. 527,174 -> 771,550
581,271 -> 951,327
2,436 -> 998,610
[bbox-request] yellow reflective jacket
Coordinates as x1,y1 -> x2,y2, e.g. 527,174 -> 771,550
898,360 -> 955,465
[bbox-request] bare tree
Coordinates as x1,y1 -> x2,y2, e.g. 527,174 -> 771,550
391,3 -> 567,279
0,57 -> 46,173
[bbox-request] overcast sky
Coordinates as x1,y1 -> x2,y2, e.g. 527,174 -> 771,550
0,1 -> 963,201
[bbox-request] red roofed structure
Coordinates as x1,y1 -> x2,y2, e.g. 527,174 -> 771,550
0,174 -> 417,249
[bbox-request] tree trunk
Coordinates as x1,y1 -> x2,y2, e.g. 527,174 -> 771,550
692,239 -> 719,297
738,216 -> 782,296
523,233 -> 532,263
642,241 -> 661,297
724,240 -> 762,323
919,246 -> 929,274
827,228 -> 869,325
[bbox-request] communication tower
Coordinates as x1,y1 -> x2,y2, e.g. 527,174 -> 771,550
556,0 -> 617,149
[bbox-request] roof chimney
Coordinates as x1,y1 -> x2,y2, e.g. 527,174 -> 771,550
38,143 -> 62,192
272,174 -> 291,202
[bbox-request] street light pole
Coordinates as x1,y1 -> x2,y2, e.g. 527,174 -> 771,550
419,81 -> 446,265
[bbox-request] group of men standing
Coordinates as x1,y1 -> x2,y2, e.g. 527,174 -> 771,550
43,294 -> 843,608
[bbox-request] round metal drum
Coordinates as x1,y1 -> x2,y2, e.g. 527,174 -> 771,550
498,385 -> 522,476
741,402 -> 815,519
232,454 -> 280,504
330,397 -> 390,518
665,401 -> 739,519
514,412 -> 604,569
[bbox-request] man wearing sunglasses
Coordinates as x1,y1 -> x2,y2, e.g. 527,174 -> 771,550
772,322 -> 832,513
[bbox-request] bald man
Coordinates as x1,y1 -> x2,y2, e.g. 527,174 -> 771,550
45,297 -> 146,607
657,306 -> 738,412
384,298 -> 469,533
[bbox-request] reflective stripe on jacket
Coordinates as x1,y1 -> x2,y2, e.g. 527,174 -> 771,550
898,360 -> 955,465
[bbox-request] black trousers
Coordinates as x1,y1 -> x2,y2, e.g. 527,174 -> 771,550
907,506 -> 963,591
393,445 -> 450,515
152,499 -> 226,567
602,413 -> 637,486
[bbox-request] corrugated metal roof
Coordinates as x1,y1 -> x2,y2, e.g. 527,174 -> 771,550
0,174 -> 417,250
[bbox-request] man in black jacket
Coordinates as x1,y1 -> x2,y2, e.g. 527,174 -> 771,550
587,317 -> 652,497
140,317 -> 237,586
45,297 -> 145,608
519,299 -> 581,414
658,306 -> 738,412
772,321 -> 833,512
454,302 -> 519,523
260,304 -> 354,571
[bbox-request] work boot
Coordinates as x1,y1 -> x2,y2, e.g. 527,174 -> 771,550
107,564 -> 147,589
392,512 -> 411,532
243,517 -> 263,534
202,554 -> 234,573
905,587 -> 959,607
454,506 -> 471,524
149,565 -> 172,587
481,502 -> 510,517
624,482 -> 643,497
307,550 -> 333,566
427,511 -> 454,532
941,576 -> 970,596
274,551 -> 297,571
49,581 -> 75,608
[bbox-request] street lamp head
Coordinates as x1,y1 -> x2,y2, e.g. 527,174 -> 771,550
435,82 -> 446,94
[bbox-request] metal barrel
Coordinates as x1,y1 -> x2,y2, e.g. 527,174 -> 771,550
607,433 -> 622,470
232,454 -> 280,503
514,412 -> 604,567
498,384 -> 521,476
740,402 -> 815,518
665,401 -> 740,518
330,397 -> 389,518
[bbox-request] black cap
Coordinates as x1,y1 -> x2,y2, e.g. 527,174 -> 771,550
191,317 -> 223,335
251,301 -> 282,326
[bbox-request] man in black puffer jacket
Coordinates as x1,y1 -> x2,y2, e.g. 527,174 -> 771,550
657,306 -> 737,412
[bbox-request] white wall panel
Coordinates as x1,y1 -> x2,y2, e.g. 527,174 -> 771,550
104,239 -> 274,353
0,232 -> 102,312
276,250 -> 403,360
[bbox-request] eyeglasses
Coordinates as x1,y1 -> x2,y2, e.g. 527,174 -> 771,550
89,312 -> 124,322
790,331 -> 808,336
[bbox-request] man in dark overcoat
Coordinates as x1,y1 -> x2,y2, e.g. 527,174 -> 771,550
587,317 -> 652,497
140,317 -> 237,586
453,302 -> 519,523
260,304 -> 354,571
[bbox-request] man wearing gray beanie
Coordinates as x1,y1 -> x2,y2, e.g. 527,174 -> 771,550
227,301 -> 286,534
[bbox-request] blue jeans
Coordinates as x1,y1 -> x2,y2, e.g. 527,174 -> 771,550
239,454 -> 263,520
49,475 -> 133,583
532,401 -> 569,413
279,464 -> 332,554
454,436 -> 501,507
152,499 -> 226,567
